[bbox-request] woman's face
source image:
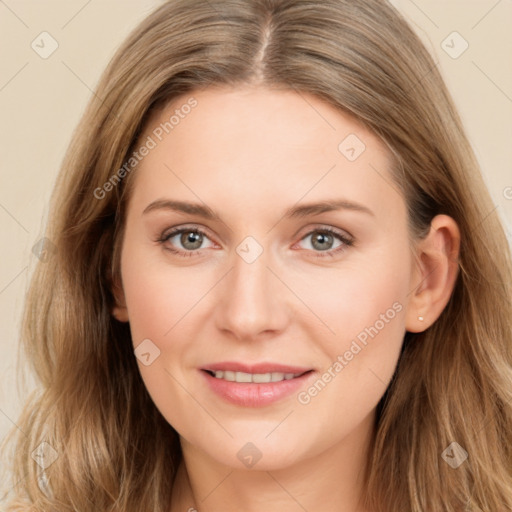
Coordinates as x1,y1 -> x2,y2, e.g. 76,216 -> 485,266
115,85 -> 418,470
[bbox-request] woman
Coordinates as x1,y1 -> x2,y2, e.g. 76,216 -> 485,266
3,0 -> 512,510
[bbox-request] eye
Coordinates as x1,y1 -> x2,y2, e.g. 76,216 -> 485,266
295,227 -> 354,258
157,226 -> 215,257
157,225 -> 354,259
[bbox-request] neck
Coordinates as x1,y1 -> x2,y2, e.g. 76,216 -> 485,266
170,411 -> 376,512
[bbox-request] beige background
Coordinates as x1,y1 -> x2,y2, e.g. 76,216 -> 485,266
1,0 -> 511,501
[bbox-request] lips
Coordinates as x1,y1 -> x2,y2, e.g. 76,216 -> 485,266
199,361 -> 316,407
206,370 -> 303,383
201,361 -> 313,375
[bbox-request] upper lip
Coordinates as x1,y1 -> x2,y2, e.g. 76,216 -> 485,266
201,361 -> 313,375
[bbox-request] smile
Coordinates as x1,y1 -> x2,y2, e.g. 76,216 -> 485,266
200,367 -> 315,407
205,370 -> 306,383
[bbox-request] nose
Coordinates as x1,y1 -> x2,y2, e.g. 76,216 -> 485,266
214,242 -> 290,341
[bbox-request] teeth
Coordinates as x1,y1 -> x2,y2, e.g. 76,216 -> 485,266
252,372 -> 271,383
211,370 -> 302,383
235,371 -> 252,383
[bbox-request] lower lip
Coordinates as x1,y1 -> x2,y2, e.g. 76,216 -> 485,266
200,370 -> 315,407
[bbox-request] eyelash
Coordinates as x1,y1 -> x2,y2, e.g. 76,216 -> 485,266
156,225 -> 354,259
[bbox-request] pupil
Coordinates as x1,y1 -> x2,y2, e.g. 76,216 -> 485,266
313,232 -> 332,251
182,231 -> 202,249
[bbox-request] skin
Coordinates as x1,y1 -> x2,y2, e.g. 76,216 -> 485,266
112,85 -> 460,512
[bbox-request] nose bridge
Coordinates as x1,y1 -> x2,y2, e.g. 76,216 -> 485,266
214,236 -> 288,339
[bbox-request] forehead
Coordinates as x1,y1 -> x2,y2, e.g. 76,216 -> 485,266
127,85 -> 402,222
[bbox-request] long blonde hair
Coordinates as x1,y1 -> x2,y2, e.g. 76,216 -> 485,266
3,0 -> 512,510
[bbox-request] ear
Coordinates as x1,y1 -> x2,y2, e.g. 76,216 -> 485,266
405,214 -> 461,333
111,273 -> 129,323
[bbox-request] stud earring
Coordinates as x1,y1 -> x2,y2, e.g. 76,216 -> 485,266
418,316 -> 424,321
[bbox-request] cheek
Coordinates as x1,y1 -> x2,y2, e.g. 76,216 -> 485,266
120,246 -> 206,424
292,263 -> 408,442
290,249 -> 410,350
289,247 -> 411,419
121,246 -> 205,345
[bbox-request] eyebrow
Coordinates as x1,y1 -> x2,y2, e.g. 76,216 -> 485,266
142,198 -> 374,220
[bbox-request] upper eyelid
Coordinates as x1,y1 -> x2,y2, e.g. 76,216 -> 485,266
160,223 -> 214,237
297,225 -> 353,240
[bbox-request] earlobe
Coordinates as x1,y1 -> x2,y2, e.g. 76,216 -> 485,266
405,214 -> 461,333
111,274 -> 129,323
112,304 -> 129,323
